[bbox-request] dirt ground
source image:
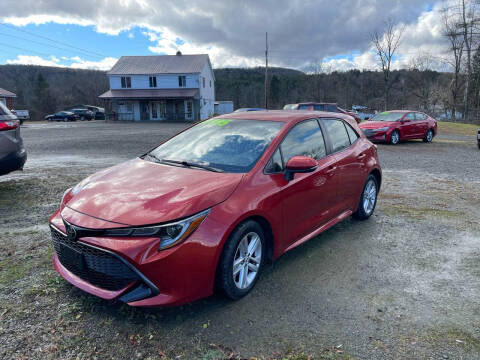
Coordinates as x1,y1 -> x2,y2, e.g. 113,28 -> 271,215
0,121 -> 479,360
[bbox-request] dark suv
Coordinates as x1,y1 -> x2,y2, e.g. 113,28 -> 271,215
0,102 -> 27,175
71,108 -> 94,121
284,102 -> 362,123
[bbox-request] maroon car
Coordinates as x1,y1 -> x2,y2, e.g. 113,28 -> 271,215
284,102 -> 362,123
359,110 -> 437,145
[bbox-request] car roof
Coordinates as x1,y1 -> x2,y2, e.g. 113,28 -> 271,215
297,102 -> 337,106
215,110 -> 353,123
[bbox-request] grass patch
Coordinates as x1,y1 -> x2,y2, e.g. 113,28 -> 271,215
437,121 -> 479,136
381,203 -> 464,220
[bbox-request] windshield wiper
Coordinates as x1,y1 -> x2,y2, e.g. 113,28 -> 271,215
159,158 -> 224,173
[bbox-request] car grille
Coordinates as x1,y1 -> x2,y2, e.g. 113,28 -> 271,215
51,227 -> 138,291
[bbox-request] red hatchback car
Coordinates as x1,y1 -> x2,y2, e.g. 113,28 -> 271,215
359,110 -> 437,145
49,111 -> 381,307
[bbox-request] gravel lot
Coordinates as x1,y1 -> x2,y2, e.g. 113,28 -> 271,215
0,120 -> 479,359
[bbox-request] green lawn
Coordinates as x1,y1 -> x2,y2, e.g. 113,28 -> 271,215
437,121 -> 479,136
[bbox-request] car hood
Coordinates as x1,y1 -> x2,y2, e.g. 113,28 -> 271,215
65,158 -> 244,226
359,121 -> 395,129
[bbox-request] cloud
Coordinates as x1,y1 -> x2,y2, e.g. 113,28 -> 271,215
5,54 -> 118,70
0,0 -> 448,69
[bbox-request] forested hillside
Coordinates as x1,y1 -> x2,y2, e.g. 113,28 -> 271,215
0,64 -> 457,121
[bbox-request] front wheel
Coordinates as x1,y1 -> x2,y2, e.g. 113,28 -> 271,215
423,129 -> 434,143
353,174 -> 378,220
217,220 -> 265,300
390,130 -> 400,145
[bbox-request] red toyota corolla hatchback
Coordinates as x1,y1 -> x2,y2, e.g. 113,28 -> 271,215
358,110 -> 437,144
49,111 -> 381,307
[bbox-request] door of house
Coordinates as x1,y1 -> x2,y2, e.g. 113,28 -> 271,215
184,100 -> 193,120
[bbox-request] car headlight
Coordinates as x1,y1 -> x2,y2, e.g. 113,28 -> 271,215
376,127 -> 390,132
104,209 -> 210,250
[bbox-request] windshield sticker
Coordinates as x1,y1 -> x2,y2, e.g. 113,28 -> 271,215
203,118 -> 232,127
380,111 -> 390,115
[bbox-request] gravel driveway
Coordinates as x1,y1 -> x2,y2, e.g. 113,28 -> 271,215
0,120 -> 479,359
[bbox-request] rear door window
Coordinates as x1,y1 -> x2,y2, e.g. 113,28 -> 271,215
323,118 -> 351,152
280,119 -> 327,163
415,112 -> 427,121
345,122 -> 359,144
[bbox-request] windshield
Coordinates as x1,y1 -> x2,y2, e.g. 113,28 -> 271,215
0,102 -> 17,121
148,118 -> 284,173
283,104 -> 296,110
370,111 -> 405,122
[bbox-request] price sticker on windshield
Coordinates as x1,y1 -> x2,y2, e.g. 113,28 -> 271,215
203,119 -> 232,127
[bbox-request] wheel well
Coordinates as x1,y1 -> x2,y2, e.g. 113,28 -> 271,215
248,215 -> 275,262
370,169 -> 382,191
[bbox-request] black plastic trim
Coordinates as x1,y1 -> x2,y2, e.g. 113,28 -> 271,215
50,224 -> 159,297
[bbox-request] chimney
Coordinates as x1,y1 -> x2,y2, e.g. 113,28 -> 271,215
176,51 -> 182,56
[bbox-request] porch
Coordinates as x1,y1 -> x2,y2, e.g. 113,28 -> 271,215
99,89 -> 200,121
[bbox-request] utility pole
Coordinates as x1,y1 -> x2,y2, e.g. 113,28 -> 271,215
264,32 -> 268,109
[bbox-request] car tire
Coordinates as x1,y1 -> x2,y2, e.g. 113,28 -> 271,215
423,129 -> 434,143
217,220 -> 265,300
353,174 -> 378,220
81,116 -> 85,121
390,130 -> 400,145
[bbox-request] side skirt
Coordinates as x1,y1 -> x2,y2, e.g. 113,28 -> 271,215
283,209 -> 353,253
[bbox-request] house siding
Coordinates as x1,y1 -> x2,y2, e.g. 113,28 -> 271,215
109,74 -> 199,90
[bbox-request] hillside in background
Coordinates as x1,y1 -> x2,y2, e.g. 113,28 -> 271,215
0,64 -> 454,120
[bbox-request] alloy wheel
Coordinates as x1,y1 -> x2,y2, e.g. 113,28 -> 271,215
391,131 -> 399,144
363,179 -> 377,215
426,130 -> 433,142
233,232 -> 262,289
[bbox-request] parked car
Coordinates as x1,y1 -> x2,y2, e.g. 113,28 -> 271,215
284,102 -> 362,123
49,111 -> 381,307
234,108 -> 265,112
70,108 -> 94,121
10,109 -> 29,124
65,105 -> 105,120
45,111 -> 78,122
359,110 -> 437,145
0,102 -> 27,175
477,128 -> 480,149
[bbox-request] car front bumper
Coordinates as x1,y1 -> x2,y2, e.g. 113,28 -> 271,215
0,147 -> 27,176
49,206 -> 229,307
362,129 -> 388,142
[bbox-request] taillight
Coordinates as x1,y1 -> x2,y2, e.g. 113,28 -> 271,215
0,120 -> 20,131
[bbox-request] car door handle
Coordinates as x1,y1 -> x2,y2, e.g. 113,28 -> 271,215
325,166 -> 337,175
357,153 -> 366,160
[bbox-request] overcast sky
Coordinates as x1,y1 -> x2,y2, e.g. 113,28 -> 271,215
0,0 -> 450,72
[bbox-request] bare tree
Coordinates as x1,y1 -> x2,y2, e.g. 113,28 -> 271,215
442,2 -> 465,121
370,18 -> 404,110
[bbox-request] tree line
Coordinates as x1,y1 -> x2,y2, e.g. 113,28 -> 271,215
0,62 -> 479,123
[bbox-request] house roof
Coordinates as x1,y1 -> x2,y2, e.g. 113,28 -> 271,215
0,88 -> 16,98
107,55 -> 210,75
98,89 -> 199,99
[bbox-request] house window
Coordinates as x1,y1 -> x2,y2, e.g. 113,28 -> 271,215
178,76 -> 186,87
202,77 -> 205,88
121,76 -> 131,88
149,76 -> 157,88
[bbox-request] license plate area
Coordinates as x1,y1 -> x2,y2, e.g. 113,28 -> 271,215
60,243 -> 85,270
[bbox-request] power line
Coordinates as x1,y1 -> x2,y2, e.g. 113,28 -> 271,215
0,41 -> 53,57
0,23 -> 107,58
0,31 -> 103,59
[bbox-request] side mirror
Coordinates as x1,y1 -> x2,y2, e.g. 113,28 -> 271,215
285,156 -> 317,181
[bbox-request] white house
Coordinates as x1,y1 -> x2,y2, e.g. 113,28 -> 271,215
99,53 -> 215,121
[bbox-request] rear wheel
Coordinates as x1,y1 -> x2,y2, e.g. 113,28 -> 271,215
390,130 -> 400,145
353,174 -> 378,220
423,129 -> 434,143
217,220 -> 265,300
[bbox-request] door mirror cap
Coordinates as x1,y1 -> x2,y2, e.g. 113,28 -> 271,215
285,156 -> 317,181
